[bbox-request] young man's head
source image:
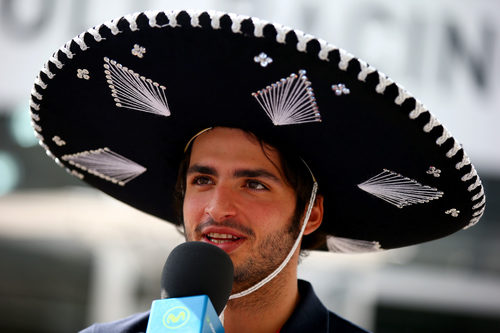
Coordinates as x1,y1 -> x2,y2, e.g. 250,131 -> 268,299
173,127 -> 324,291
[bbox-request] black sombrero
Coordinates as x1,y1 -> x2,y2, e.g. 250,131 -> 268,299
30,10 -> 485,252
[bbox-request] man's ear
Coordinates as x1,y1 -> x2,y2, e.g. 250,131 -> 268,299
304,194 -> 324,235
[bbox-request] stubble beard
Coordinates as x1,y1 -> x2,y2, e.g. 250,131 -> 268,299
184,216 -> 301,310
231,221 -> 298,293
184,216 -> 300,294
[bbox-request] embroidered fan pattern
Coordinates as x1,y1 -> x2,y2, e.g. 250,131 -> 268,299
358,169 -> 443,208
62,147 -> 146,186
326,236 -> 382,253
103,57 -> 171,117
252,70 -> 320,126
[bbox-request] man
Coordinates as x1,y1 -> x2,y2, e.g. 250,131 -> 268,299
30,9 -> 485,332
180,127 -> 325,332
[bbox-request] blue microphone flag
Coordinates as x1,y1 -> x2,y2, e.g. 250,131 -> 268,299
146,295 -> 223,333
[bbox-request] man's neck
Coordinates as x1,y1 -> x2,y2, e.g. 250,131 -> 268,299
222,264 -> 300,333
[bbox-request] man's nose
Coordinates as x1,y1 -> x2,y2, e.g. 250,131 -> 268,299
204,185 -> 237,222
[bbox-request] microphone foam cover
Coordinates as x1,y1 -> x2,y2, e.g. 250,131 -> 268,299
161,241 -> 234,315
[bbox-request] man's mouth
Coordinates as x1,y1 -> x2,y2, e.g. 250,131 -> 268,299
204,232 -> 241,244
201,230 -> 246,253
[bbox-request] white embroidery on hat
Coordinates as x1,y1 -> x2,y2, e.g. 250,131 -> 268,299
409,100 -> 427,119
60,41 -> 75,60
317,38 -> 336,61
77,69 -> 90,80
468,177 -> 481,192
446,141 -> 461,158
427,166 -> 441,177
104,57 -> 171,117
445,208 -> 460,217
254,52 -> 273,67
52,136 -> 66,146
166,10 -> 182,28
357,59 -> 376,81
465,205 -> 483,228
252,17 -> 268,37
252,70 -> 320,126
395,86 -> 411,105
131,44 -> 146,58
461,168 -> 477,182
227,13 -> 247,33
375,73 -> 394,94
31,87 -> 43,101
37,136 -> 47,148
31,121 -> 41,132
124,13 -> 141,31
87,27 -> 104,42
455,154 -> 471,170
472,188 -> 484,201
45,149 -> 55,159
68,168 -> 84,180
188,10 -> 202,27
144,10 -> 167,28
49,55 -> 64,69
41,62 -> 55,79
34,74 -> 48,90
275,24 -> 292,44
424,115 -> 441,133
326,236 -> 382,253
436,127 -> 452,145
62,147 -> 146,186
331,83 -> 350,96
338,49 -> 354,70
472,206 -> 485,217
73,32 -> 89,51
358,169 -> 443,208
207,10 -> 222,29
30,99 -> 40,111
464,217 -> 480,229
472,196 -> 486,210
54,157 -> 63,167
103,18 -> 122,35
295,30 -> 315,52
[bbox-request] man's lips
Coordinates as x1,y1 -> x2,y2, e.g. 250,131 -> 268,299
200,227 -> 248,253
205,232 -> 241,243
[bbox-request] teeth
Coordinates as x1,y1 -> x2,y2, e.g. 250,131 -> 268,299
207,233 -> 239,239
207,233 -> 239,240
211,239 -> 232,244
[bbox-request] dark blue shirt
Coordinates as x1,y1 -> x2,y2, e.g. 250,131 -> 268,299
80,280 -> 370,332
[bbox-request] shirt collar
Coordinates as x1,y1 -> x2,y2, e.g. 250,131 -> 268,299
279,279 -> 330,333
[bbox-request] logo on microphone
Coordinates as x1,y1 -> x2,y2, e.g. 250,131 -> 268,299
162,306 -> 191,329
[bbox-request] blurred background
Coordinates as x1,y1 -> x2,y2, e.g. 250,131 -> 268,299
0,0 -> 499,332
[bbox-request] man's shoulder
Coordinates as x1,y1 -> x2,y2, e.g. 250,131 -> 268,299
283,280 -> 370,333
78,311 -> 150,333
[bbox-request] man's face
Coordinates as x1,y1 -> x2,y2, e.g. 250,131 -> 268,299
183,127 -> 299,291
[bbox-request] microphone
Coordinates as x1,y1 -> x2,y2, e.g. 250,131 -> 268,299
146,241 -> 234,332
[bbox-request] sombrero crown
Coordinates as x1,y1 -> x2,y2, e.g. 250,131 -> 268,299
30,10 -> 485,252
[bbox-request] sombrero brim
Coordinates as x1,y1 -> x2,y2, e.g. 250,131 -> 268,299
30,10 -> 485,252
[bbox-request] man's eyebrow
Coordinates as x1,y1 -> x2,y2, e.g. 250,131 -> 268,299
187,164 -> 218,176
234,169 -> 281,183
187,165 -> 281,183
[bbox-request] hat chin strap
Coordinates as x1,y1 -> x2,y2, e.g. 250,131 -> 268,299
228,181 -> 318,300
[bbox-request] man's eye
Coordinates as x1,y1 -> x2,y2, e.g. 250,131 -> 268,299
246,180 -> 267,190
193,176 -> 214,185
